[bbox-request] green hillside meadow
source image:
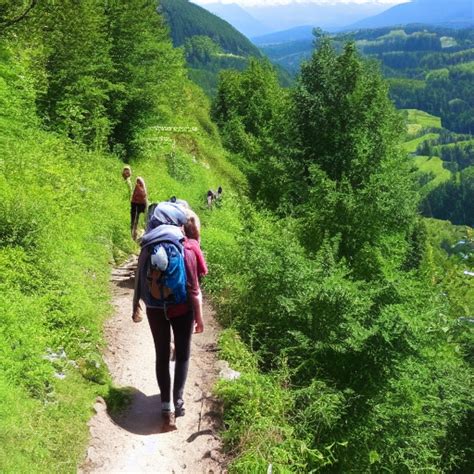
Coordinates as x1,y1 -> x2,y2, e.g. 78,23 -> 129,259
0,2 -> 242,471
1,2 -> 473,473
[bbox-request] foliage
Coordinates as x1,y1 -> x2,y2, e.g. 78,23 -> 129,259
0,1 -> 245,471
216,330 -> 336,473
211,37 -> 473,472
158,0 -> 261,57
263,25 -> 474,134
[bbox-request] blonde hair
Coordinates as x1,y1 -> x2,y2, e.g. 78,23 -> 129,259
184,209 -> 201,241
136,177 -> 147,192
122,165 -> 131,179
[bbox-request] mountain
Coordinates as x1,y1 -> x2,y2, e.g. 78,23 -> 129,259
252,26 -> 315,46
199,2 -> 271,38
159,0 -> 294,97
261,24 -> 474,134
245,2 -> 393,32
349,0 -> 474,30
159,0 -> 261,56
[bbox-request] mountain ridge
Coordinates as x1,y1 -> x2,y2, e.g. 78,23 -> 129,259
348,0 -> 473,30
159,0 -> 261,56
200,2 -> 271,38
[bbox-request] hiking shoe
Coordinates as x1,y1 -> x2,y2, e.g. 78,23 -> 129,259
161,410 -> 176,429
175,400 -> 185,417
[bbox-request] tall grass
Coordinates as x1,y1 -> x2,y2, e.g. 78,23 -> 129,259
0,46 -> 244,471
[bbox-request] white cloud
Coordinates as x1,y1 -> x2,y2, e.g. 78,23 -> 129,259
193,0 -> 410,6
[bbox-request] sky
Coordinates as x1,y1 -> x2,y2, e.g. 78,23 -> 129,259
193,0 -> 410,6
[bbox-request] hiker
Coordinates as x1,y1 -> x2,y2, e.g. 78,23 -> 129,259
130,177 -> 148,240
122,165 -> 132,199
132,202 -> 205,428
206,186 -> 222,208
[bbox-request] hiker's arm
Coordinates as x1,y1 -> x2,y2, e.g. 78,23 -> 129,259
184,249 -> 204,333
189,290 -> 203,333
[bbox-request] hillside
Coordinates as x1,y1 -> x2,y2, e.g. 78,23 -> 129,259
159,0 -> 263,96
404,109 -> 474,226
0,2 -> 245,470
159,0 -> 261,56
349,0 -> 474,30
2,2 -> 473,473
262,25 -> 474,133
209,48 -> 473,472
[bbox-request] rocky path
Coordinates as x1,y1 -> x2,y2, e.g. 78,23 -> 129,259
80,257 -> 225,473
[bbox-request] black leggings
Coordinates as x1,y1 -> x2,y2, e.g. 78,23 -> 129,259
130,202 -> 146,232
146,309 -> 194,406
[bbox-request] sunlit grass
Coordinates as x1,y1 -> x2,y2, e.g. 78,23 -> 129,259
403,132 -> 439,154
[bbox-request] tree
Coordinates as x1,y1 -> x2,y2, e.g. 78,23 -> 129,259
184,35 -> 221,64
106,0 -> 186,155
24,0 -> 115,150
0,0 -> 37,30
294,39 -> 418,266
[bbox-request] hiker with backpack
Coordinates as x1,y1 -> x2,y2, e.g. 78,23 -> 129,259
130,177 -> 148,240
132,201 -> 205,428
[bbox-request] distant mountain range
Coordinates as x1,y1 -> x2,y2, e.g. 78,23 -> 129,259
195,1 -> 473,47
202,3 -> 271,38
193,1 -> 395,36
349,0 -> 473,30
252,26 -> 315,47
251,0 -> 473,46
245,2 -> 392,33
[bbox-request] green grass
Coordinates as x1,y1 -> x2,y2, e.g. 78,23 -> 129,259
451,60 -> 474,73
440,36 -> 457,48
403,132 -> 439,154
215,330 -> 334,473
412,155 -> 451,188
403,109 -> 442,136
0,57 -> 244,471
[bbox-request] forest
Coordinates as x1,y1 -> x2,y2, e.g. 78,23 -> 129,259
262,25 -> 474,134
0,1 -> 473,473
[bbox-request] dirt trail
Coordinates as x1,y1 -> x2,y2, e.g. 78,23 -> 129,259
80,256 -> 225,474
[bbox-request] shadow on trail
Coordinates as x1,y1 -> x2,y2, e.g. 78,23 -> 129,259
107,387 -> 175,435
114,277 -> 135,290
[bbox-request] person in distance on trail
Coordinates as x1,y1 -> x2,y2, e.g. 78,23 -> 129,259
122,165 -> 132,199
206,186 -> 222,209
130,177 -> 148,240
132,202 -> 205,429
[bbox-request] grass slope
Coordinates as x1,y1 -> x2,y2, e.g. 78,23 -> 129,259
0,40 -> 244,471
404,108 -> 442,136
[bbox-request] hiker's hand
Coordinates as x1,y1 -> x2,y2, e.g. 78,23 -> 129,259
194,317 -> 204,334
132,307 -> 143,323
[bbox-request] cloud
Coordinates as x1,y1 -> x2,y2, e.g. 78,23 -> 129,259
193,0 -> 410,6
